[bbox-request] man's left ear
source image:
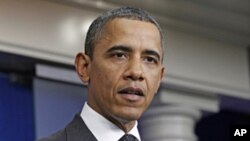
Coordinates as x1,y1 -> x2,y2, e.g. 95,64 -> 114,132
75,53 -> 91,84
155,67 -> 165,94
160,67 -> 165,80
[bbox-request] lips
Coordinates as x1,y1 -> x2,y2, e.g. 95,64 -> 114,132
118,87 -> 144,97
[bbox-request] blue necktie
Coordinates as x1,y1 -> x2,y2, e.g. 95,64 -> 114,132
118,134 -> 139,141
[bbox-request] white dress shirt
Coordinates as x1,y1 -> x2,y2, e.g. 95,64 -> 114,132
80,102 -> 141,141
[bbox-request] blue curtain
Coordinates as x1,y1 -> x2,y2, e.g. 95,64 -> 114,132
0,73 -> 34,141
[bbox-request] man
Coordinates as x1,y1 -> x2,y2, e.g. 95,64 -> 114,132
39,6 -> 165,141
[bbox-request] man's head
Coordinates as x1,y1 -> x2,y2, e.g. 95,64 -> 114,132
84,7 -> 164,60
75,7 -> 165,131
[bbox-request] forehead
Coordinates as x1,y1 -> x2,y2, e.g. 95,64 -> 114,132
99,18 -> 162,53
104,18 -> 160,38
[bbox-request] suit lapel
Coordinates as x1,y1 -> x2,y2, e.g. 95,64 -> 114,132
65,114 -> 98,141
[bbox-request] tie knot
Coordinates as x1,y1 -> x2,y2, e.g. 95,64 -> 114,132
118,134 -> 139,141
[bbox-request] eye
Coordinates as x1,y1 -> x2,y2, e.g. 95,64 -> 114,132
112,52 -> 127,59
144,56 -> 158,64
115,53 -> 125,58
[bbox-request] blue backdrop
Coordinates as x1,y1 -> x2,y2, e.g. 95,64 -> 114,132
0,73 -> 34,141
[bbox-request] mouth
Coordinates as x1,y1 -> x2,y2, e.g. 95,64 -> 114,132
118,87 -> 144,97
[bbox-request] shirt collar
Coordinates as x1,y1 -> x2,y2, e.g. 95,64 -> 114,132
80,102 -> 141,141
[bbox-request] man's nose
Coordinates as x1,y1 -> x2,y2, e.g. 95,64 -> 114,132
123,59 -> 144,81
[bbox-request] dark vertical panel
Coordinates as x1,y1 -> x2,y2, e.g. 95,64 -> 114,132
248,46 -> 250,88
0,73 -> 34,141
196,110 -> 250,141
220,95 -> 250,114
34,78 -> 87,139
196,94 -> 250,141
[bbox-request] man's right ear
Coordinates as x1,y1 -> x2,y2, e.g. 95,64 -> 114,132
75,53 -> 91,84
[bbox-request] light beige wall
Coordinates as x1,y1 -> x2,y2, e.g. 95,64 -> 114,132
0,0 -> 98,64
164,28 -> 249,99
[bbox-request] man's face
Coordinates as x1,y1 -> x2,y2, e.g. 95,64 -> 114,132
81,18 -> 164,123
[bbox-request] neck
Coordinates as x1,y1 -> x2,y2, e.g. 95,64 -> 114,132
87,100 -> 137,133
110,116 -> 136,133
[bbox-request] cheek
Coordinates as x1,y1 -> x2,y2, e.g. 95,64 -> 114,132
102,64 -> 121,82
91,62 -> 122,91
147,70 -> 162,87
145,70 -> 162,98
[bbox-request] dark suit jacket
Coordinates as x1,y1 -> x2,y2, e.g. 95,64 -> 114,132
38,114 -> 98,141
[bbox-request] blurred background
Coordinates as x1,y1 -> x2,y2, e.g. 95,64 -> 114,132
0,0 -> 249,141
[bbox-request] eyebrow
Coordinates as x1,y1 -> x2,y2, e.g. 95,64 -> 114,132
106,45 -> 132,53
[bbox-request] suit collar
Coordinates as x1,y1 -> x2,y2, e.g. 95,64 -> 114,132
81,102 -> 141,141
65,114 -> 98,141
